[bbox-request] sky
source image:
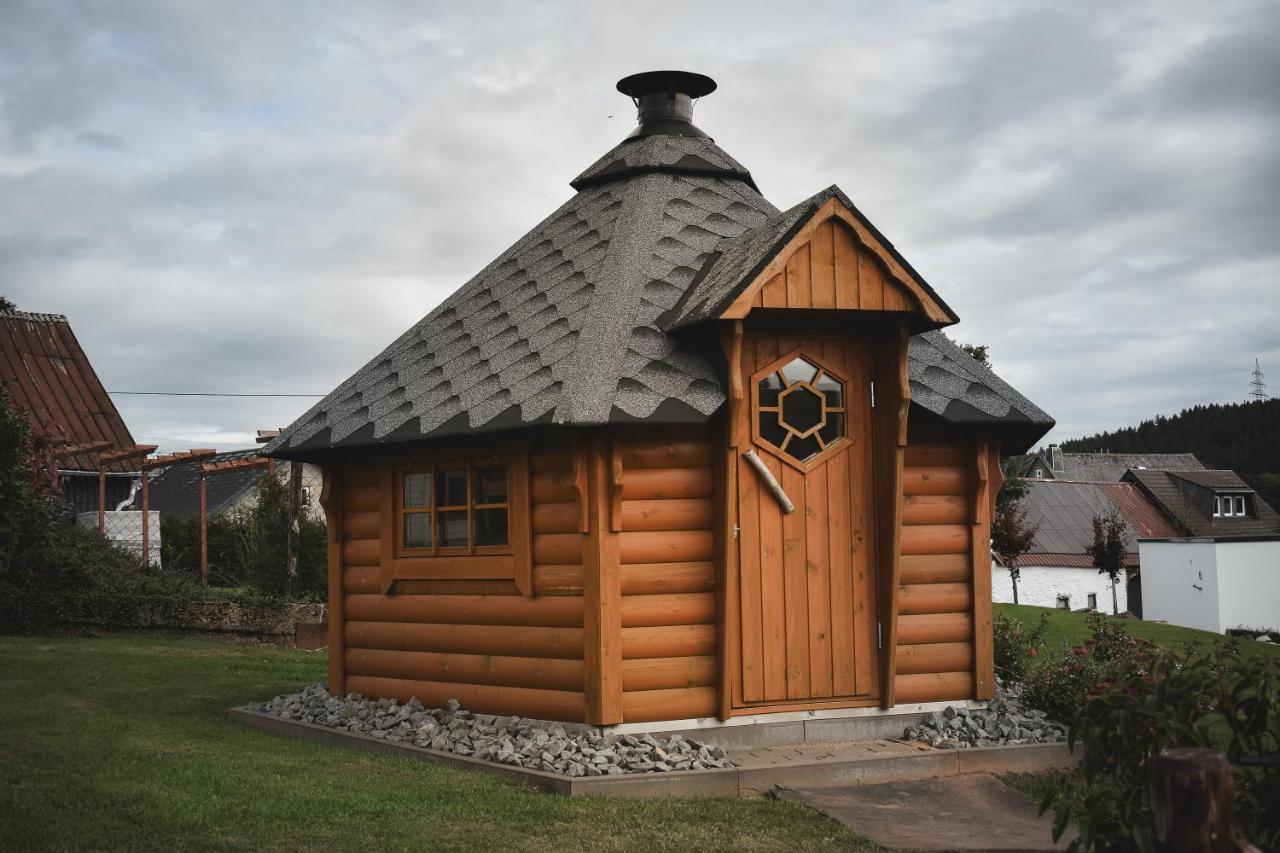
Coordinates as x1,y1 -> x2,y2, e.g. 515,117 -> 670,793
2,0 -> 1277,452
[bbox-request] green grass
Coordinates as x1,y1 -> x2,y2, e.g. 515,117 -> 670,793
0,634 -> 883,853
994,603 -> 1280,660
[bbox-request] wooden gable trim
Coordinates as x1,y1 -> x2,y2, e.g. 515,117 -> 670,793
721,197 -> 955,325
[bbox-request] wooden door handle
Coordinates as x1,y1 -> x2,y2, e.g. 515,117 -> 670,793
743,450 -> 795,514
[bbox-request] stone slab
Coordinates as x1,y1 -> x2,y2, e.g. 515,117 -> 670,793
777,774 -> 1075,851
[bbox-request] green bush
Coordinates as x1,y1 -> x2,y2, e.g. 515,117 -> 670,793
993,609 -> 1051,684
1022,615 -> 1157,723
1046,640 -> 1280,851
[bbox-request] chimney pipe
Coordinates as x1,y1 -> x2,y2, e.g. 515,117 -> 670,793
616,70 -> 717,139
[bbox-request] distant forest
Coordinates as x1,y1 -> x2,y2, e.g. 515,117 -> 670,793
1061,398 -> 1280,506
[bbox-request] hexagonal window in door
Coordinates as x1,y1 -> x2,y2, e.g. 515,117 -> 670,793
754,354 -> 848,463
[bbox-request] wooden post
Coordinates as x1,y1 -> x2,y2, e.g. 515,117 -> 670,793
286,462 -> 302,598
98,466 -> 106,533
199,471 -> 209,587
320,464 -> 345,696
1151,748 -> 1259,853
583,432 -> 622,724
140,467 -> 150,564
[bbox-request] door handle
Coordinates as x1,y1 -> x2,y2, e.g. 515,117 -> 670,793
743,450 -> 795,514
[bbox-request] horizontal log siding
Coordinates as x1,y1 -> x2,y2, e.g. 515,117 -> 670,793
895,441 -> 976,705
616,434 -> 719,723
339,451 -> 587,721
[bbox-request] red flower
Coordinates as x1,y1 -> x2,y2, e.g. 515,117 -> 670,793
1029,648 -> 1038,657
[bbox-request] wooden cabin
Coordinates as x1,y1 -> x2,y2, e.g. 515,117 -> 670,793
266,71 -> 1053,731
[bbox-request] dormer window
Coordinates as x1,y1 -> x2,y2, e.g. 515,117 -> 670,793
1214,494 -> 1252,518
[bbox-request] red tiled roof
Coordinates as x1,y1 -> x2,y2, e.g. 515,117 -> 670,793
0,310 -> 136,472
1010,552 -> 1140,569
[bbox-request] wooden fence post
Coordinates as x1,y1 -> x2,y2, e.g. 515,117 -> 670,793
199,471 -> 209,587
1150,748 -> 1260,853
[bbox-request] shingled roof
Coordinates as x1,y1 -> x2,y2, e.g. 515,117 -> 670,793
266,76 -> 1053,461
1124,468 -> 1280,538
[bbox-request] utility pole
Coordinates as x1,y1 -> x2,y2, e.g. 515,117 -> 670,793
1250,358 -> 1267,401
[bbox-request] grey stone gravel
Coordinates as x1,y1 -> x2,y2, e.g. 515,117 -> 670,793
901,678 -> 1068,749
247,684 -> 734,776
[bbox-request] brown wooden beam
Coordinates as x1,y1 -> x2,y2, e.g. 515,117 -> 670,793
582,432 -> 622,724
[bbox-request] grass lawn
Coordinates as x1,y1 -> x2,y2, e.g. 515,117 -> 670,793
0,633 -> 883,853
994,603 -> 1280,660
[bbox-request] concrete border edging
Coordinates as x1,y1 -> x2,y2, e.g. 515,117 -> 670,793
228,708 -> 1078,799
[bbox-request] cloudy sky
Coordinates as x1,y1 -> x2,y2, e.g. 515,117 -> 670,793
2,0 -> 1277,451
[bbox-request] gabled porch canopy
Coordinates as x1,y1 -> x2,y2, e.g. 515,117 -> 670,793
663,186 -> 958,333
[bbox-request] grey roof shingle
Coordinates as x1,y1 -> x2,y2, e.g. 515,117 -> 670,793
267,120 -> 1053,460
1029,452 -> 1206,482
126,448 -> 266,518
1125,468 -> 1280,537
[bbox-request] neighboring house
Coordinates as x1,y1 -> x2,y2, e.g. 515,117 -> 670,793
991,480 -> 1179,613
1125,468 -> 1280,633
0,309 -> 138,515
1009,445 -> 1205,482
1123,468 -> 1280,538
127,448 -> 322,520
265,71 -> 1055,732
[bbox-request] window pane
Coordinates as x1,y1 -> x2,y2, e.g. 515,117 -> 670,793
815,371 -> 844,408
780,356 -> 818,385
403,472 -> 431,509
474,507 -> 509,546
758,372 -> 784,406
436,510 -> 468,547
819,411 -> 845,445
759,410 -> 787,447
786,434 -> 822,462
436,468 -> 467,507
1235,496 -> 1246,515
473,465 -> 508,505
780,385 -> 823,434
404,513 -> 431,548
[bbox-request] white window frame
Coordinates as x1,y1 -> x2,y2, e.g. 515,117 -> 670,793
1234,495 -> 1246,516
1214,496 -> 1223,517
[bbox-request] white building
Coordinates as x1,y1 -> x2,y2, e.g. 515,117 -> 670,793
1138,537 -> 1280,633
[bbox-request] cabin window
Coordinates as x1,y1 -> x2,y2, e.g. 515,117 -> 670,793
755,354 -> 847,464
398,461 -> 510,552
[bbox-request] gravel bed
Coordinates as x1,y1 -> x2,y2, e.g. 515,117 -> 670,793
902,679 -> 1068,749
247,684 -> 734,777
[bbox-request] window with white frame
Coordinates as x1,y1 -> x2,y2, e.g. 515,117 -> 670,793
1216,493 -> 1253,518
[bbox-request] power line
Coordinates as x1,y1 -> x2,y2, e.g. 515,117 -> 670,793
109,391 -> 324,398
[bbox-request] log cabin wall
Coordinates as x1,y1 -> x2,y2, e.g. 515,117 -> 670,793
893,436 -> 996,705
615,430 -> 718,724
330,444 -> 588,723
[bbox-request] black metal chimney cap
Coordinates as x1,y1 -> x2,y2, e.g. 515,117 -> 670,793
616,70 -> 717,99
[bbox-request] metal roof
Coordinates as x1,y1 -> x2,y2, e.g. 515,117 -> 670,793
266,99 -> 1054,460
0,309 -> 137,473
1011,480 -> 1179,567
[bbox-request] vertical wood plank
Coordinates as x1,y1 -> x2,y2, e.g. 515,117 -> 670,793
834,223 -> 859,309
859,247 -> 885,311
759,451 -> 787,701
510,451 -> 533,596
882,279 -> 912,312
805,460 -> 833,697
850,338 -> 877,697
719,321 -> 745,719
321,464 -> 346,696
583,432 -> 623,724
810,222 -> 836,308
785,244 -> 812,308
762,273 -> 787,308
738,337 -> 766,703
828,434 -> 856,695
972,437 -> 995,700
781,462 -> 810,699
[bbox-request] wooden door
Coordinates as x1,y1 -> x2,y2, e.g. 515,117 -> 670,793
736,335 -> 878,705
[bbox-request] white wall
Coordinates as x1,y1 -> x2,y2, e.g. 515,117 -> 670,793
1138,540 -> 1222,632
991,561 -> 1127,612
1211,541 -> 1280,632
77,510 -> 162,566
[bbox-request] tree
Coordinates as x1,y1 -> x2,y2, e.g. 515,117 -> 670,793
0,295 -> 14,313
959,342 -> 990,366
991,476 -> 1038,605
1087,510 -> 1128,615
